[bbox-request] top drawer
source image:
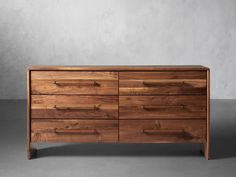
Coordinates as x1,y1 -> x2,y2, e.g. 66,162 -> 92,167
31,71 -> 118,95
119,71 -> 207,95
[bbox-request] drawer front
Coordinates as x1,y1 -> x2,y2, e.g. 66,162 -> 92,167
119,96 -> 206,119
31,119 -> 118,142
120,120 -> 206,143
31,71 -> 118,95
31,95 -> 118,119
119,71 -> 206,95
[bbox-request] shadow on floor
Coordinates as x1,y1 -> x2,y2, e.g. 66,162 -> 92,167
37,143 -> 203,158
35,132 -> 236,159
1,100 -> 236,159
211,134 -> 236,160
210,99 -> 236,159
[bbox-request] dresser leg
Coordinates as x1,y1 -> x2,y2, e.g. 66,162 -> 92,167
27,144 -> 37,160
204,142 -> 210,160
200,143 -> 210,160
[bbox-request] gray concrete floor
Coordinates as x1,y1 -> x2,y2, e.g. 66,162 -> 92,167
0,99 -> 236,177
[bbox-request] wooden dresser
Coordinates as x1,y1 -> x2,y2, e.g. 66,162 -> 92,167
27,65 -> 210,159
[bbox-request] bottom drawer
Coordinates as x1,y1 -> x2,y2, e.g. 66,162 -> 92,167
31,119 -> 118,143
120,120 -> 206,143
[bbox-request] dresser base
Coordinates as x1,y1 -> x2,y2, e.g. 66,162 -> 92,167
27,143 -> 209,160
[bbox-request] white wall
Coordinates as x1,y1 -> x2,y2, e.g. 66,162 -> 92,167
0,0 -> 236,99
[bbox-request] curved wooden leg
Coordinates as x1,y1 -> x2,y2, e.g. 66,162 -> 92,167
28,143 -> 37,160
204,142 -> 210,160
200,143 -> 210,160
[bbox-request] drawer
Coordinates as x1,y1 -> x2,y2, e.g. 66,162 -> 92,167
119,96 -> 206,119
31,95 -> 118,119
119,71 -> 206,95
31,71 -> 118,95
31,119 -> 118,142
119,120 -> 206,143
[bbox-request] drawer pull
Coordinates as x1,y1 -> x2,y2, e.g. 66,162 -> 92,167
54,81 -> 100,87
54,105 -> 100,111
143,129 -> 184,134
142,105 -> 185,110
55,129 -> 97,134
143,81 -> 185,87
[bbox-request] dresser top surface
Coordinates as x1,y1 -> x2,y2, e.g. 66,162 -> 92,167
28,65 -> 209,71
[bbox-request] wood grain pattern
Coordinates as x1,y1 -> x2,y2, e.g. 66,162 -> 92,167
120,79 -> 206,95
32,80 -> 118,95
119,71 -> 206,95
27,70 -> 31,159
31,71 -> 118,95
31,119 -> 118,142
205,69 -> 210,159
119,71 -> 207,80
119,120 -> 206,143
31,95 -> 118,119
27,66 -> 210,159
31,71 -> 118,80
119,95 -> 207,119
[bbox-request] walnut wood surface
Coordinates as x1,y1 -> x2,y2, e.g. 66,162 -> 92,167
31,119 -> 118,142
119,95 -> 206,119
205,70 -> 210,159
119,71 -> 207,80
31,95 -> 118,119
27,65 -> 210,159
32,80 -> 118,95
120,80 -> 206,95
119,71 -> 206,95
31,71 -> 118,80
27,70 -> 32,159
119,120 -> 206,143
31,71 -> 118,95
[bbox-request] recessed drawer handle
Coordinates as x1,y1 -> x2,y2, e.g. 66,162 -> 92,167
142,105 -> 185,110
143,129 -> 184,134
55,129 -> 97,134
142,81 -> 185,87
54,105 -> 100,111
54,81 -> 100,87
